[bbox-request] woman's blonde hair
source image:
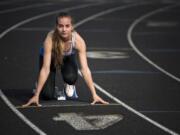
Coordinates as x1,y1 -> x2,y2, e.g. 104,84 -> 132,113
52,12 -> 74,68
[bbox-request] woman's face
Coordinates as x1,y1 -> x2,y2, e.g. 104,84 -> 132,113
56,16 -> 73,40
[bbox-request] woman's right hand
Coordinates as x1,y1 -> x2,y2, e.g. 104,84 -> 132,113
22,95 -> 41,107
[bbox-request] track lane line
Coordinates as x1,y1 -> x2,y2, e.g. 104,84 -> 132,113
15,103 -> 120,109
127,3 -> 180,83
0,89 -> 46,135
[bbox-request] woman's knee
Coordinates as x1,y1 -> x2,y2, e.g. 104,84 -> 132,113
63,71 -> 78,85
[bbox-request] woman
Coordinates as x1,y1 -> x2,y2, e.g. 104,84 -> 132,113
22,12 -> 109,107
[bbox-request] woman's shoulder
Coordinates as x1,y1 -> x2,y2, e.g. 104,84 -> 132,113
47,30 -> 54,38
43,30 -> 54,49
44,30 -> 54,44
74,31 -> 86,51
74,31 -> 85,44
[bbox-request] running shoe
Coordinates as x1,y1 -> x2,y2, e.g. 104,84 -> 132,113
55,86 -> 66,101
64,84 -> 78,99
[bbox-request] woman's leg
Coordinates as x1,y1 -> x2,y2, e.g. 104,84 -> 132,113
61,54 -> 78,98
61,54 -> 78,85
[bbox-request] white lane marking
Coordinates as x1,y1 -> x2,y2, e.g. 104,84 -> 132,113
53,113 -> 97,130
162,0 -> 180,3
91,70 -> 159,74
88,47 -> 133,51
132,31 -> 180,36
0,3 -> 102,135
53,113 -> 123,130
147,21 -> 178,27
0,89 -> 46,135
16,103 -> 120,109
13,27 -> 124,32
127,4 -> 180,83
147,49 -> 180,53
13,27 -> 51,31
76,3 -> 179,135
140,110 -> 180,113
87,51 -> 129,59
0,3 -> 54,14
87,47 -> 180,52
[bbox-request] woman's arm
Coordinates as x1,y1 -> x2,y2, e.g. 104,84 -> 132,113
22,33 -> 53,107
34,34 -> 52,97
75,33 -> 109,104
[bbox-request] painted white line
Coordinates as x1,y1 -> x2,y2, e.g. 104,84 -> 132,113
87,51 -> 129,59
53,113 -> 123,130
0,89 -> 46,135
14,27 -> 123,32
13,27 -> 51,31
147,21 -> 178,27
76,4 -> 179,135
140,110 -> 180,113
16,103 -> 120,109
133,31 -> 180,35
0,3 -> 54,14
0,3 -> 102,135
162,0 -> 179,4
88,47 -> 133,51
91,70 -> 159,74
127,3 -> 180,83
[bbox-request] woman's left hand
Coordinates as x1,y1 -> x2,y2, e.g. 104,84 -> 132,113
91,94 -> 109,105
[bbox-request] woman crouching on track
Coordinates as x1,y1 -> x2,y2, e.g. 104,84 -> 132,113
22,12 -> 109,107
